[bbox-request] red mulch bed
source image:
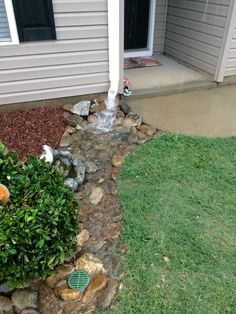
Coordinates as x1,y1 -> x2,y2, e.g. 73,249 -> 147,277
0,106 -> 66,160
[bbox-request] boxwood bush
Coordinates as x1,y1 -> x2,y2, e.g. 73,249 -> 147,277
0,142 -> 79,288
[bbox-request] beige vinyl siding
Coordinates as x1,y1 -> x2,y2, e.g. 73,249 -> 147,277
164,0 -> 231,74
0,0 -> 109,105
225,27 -> 236,76
153,0 -> 168,54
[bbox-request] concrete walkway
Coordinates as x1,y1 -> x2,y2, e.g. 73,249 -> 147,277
127,85 -> 236,137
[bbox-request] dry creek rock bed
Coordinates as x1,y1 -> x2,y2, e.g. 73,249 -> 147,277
0,98 -> 160,314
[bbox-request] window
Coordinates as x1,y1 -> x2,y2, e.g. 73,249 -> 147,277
0,0 -> 56,45
0,0 -> 19,45
12,0 -> 56,42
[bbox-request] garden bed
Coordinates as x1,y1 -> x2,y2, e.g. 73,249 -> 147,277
0,106 -> 66,160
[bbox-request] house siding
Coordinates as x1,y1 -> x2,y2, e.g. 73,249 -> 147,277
225,26 -> 236,76
0,0 -> 11,42
0,0 -> 109,105
153,0 -> 168,54
163,0 -> 231,74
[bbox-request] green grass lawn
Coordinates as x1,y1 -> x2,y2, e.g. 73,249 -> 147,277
109,134 -> 236,314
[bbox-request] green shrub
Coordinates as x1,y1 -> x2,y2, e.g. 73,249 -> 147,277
0,142 -> 79,288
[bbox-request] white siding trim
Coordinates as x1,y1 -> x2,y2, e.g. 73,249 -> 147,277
214,0 -> 236,82
0,0 -> 19,45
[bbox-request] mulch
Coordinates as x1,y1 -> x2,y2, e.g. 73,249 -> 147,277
0,106 -> 66,160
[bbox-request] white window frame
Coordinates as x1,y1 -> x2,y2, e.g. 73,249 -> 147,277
0,0 -> 19,45
124,0 -> 156,58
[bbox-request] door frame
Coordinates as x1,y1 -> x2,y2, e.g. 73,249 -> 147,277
124,0 -> 156,58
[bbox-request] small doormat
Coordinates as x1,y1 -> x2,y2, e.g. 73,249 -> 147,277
124,57 -> 161,70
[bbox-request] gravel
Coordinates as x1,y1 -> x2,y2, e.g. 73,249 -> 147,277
0,106 -> 66,160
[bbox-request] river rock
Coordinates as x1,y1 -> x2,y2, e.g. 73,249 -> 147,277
87,115 -> 98,124
38,283 -> 60,314
102,223 -> 121,239
82,273 -> 107,305
75,253 -> 106,278
112,155 -> 124,168
89,187 -> 104,205
55,148 -> 72,160
136,124 -> 149,133
0,296 -> 14,314
46,264 -> 75,289
90,99 -> 106,113
111,167 -> 119,181
55,282 -> 82,301
20,308 -> 39,314
124,112 -> 142,127
76,229 -> 90,247
66,126 -> 76,134
0,283 -> 11,294
73,160 -> 86,185
63,302 -> 95,314
11,290 -> 37,314
84,161 -> 98,174
72,101 -> 91,116
119,102 -> 131,115
59,157 -> 72,167
146,127 -> 157,137
64,178 -> 78,192
66,113 -> 84,127
63,104 -> 74,112
96,278 -> 119,309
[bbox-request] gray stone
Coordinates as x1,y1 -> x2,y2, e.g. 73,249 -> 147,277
66,113 -> 83,127
73,160 -> 86,185
90,99 -> 106,113
90,187 -> 104,205
66,126 -> 76,134
59,134 -> 71,148
63,302 -> 95,314
38,283 -> 61,314
54,147 -> 72,159
11,289 -> 37,314
146,127 -> 157,137
20,308 -> 39,314
119,102 -> 131,114
0,283 -> 11,294
96,279 -> 119,309
64,178 -> 78,191
63,104 -> 73,112
59,157 -> 71,167
0,296 -> 14,314
72,100 -> 91,116
76,229 -> 90,247
125,112 -> 142,127
84,161 -> 98,174
46,265 -> 75,289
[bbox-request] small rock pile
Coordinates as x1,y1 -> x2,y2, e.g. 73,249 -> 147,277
0,97 -> 160,314
0,253 -> 119,314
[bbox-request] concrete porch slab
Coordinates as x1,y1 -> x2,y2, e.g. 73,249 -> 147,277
124,55 -> 216,98
127,84 -> 236,137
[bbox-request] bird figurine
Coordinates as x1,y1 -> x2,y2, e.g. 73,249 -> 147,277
0,184 -> 10,204
40,145 -> 54,164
